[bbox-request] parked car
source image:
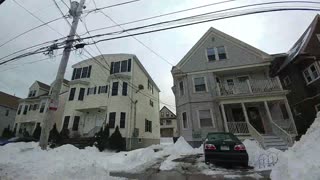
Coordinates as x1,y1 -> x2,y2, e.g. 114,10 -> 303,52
0,137 -> 37,146
203,132 -> 248,167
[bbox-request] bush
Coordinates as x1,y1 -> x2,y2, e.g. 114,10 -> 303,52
109,126 -> 125,152
1,126 -> 9,138
49,124 -> 61,143
32,124 -> 41,140
60,128 -> 70,140
22,128 -> 30,137
94,124 -> 110,151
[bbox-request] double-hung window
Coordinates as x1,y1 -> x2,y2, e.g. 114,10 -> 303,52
145,119 -> 152,132
198,109 -> 214,128
194,77 -> 206,92
179,81 -> 184,96
122,82 -> 128,96
303,63 -> 320,84
69,88 -> 76,101
112,82 -> 119,96
78,88 -> 85,100
206,46 -> 227,61
109,112 -> 116,128
120,112 -> 126,128
182,112 -> 188,129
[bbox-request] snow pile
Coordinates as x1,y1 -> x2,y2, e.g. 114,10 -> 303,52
271,114 -> 320,180
160,137 -> 174,145
243,139 -> 282,170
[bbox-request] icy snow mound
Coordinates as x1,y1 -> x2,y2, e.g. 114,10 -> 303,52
243,139 -> 282,170
162,136 -> 195,155
271,114 -> 320,180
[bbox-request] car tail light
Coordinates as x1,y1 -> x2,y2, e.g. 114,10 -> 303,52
205,144 -> 216,150
234,144 -> 246,151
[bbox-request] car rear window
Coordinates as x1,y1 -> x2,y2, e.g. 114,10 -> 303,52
207,133 -> 238,141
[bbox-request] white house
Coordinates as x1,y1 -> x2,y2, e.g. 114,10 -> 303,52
172,27 -> 298,150
14,80 -> 69,136
62,54 -> 160,150
160,106 -> 178,137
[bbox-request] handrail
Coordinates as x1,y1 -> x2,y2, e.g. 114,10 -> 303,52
270,120 -> 293,146
247,122 -> 265,148
84,126 -> 101,137
227,122 -> 249,134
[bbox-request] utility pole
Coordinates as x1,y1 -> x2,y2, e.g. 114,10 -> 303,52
39,0 -> 86,150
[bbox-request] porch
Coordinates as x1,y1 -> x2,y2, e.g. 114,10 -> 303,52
220,99 -> 297,147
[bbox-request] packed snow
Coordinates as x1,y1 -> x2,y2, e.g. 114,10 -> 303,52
270,113 -> 320,180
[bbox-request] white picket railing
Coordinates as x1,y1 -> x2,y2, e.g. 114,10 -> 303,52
270,121 -> 294,146
273,119 -> 297,135
227,122 -> 249,134
247,122 -> 265,148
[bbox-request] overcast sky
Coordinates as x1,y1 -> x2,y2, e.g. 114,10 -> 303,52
0,0 -> 319,112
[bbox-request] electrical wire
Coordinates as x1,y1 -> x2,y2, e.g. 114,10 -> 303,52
84,0 -> 141,14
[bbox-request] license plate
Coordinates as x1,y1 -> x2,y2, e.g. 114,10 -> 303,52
220,145 -> 230,151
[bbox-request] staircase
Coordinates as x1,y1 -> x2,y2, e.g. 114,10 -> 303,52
59,137 -> 95,149
262,134 -> 288,151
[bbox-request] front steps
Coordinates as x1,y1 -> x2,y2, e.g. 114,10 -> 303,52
262,134 -> 288,151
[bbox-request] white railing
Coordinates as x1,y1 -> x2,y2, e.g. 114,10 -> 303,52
273,119 -> 297,135
247,122 -> 265,148
218,78 -> 282,96
84,126 -> 101,137
270,121 -> 294,146
227,122 -> 249,134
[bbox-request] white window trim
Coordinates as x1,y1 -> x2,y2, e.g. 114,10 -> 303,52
179,80 -> 185,96
197,109 -> 216,128
283,76 -> 291,86
302,62 -> 320,85
181,111 -> 189,130
192,76 -> 208,93
315,103 -> 320,112
206,46 -> 228,62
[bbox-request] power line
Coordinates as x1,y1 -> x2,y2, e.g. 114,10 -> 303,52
84,0 -> 141,14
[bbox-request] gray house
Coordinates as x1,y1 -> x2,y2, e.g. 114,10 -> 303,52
171,27 -> 297,150
0,91 -> 20,135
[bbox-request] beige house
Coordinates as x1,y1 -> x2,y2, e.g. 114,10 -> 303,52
160,106 -> 178,137
172,27 -> 298,150
62,54 -> 160,150
14,80 -> 69,136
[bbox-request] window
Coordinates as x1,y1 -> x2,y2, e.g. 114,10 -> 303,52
63,116 -> 70,129
33,104 -> 38,111
283,76 -> 291,86
5,109 -> 9,116
120,112 -> 126,128
182,112 -> 188,129
29,105 -> 33,111
194,77 -> 206,92
166,112 -> 169,117
72,116 -> 80,131
199,110 -> 214,127
23,105 -> 28,115
148,79 -> 154,94
109,112 -> 116,128
72,65 -> 92,80
17,105 -> 22,115
217,46 -> 227,60
207,48 -> 216,61
69,88 -> 76,101
122,82 -> 128,96
160,120 -> 164,125
40,103 -> 45,113
161,112 -> 164,117
111,59 -> 131,74
303,63 -> 320,84
98,85 -> 108,94
145,119 -> 152,132
150,99 -> 154,107
87,87 -> 96,95
78,88 -> 85,100
166,120 -> 172,125
32,90 -> 36,97
315,104 -> 320,112
112,82 -> 119,96
179,81 -> 184,96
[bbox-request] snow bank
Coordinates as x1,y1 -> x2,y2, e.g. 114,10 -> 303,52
243,139 -> 282,170
271,114 -> 320,180
160,137 -> 174,145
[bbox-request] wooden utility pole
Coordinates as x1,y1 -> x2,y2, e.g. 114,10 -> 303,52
39,0 -> 86,150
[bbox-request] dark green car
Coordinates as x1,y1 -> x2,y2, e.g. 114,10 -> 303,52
204,132 -> 248,167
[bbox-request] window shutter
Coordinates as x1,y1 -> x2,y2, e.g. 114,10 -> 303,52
110,62 -> 114,74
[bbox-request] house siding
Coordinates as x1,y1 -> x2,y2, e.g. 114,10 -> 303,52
0,106 -> 17,135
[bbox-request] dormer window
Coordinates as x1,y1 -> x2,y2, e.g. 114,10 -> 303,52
28,90 -> 37,97
206,46 -> 227,61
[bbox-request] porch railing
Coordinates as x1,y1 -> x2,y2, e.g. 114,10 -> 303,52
247,122 -> 265,148
217,78 -> 282,96
270,121 -> 294,146
273,119 -> 297,135
227,122 -> 249,134
83,126 -> 101,137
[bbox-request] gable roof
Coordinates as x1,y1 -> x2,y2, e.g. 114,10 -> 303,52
160,106 -> 176,116
0,91 -> 21,109
276,14 -> 320,73
173,27 -> 271,71
36,81 -> 50,90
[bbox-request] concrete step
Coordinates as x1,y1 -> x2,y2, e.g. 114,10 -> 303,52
264,141 -> 287,146
265,145 -> 288,151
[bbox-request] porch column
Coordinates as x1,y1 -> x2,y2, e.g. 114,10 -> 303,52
264,101 -> 273,123
246,79 -> 253,93
283,98 -> 298,134
216,82 -> 221,96
241,103 -> 249,123
220,104 -> 229,132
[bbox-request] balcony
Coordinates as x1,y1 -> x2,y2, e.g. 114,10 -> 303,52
217,78 -> 283,97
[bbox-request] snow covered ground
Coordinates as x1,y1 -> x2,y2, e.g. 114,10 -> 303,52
270,113 -> 320,180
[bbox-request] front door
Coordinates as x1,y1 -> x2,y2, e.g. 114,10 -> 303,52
231,108 -> 245,122
247,107 -> 265,134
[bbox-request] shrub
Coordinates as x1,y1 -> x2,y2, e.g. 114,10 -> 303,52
94,124 -> 110,151
109,126 -> 126,152
49,124 -> 61,143
32,124 -> 41,140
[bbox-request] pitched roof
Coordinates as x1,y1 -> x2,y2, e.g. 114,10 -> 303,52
276,14 -> 320,73
36,81 -> 50,90
0,91 -> 21,109
160,106 -> 176,116
173,27 -> 271,71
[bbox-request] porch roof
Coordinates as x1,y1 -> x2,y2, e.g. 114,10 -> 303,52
218,91 -> 288,104
75,106 -> 107,112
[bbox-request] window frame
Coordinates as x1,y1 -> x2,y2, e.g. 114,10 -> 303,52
302,62 -> 320,85
179,80 -> 185,96
39,103 -> 45,113
206,48 -> 216,62
109,112 -> 116,128
78,88 -> 85,101
120,112 -> 126,128
63,116 -> 70,130
17,105 -> 22,115
193,76 -> 207,93
23,105 -> 28,115
112,82 -> 119,96
145,119 -> 152,132
197,109 -> 215,128
72,116 -> 80,131
206,46 -> 228,62
122,82 -> 128,96
216,46 -> 227,60
181,112 -> 189,129
150,99 -> 154,107
68,88 -> 76,101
